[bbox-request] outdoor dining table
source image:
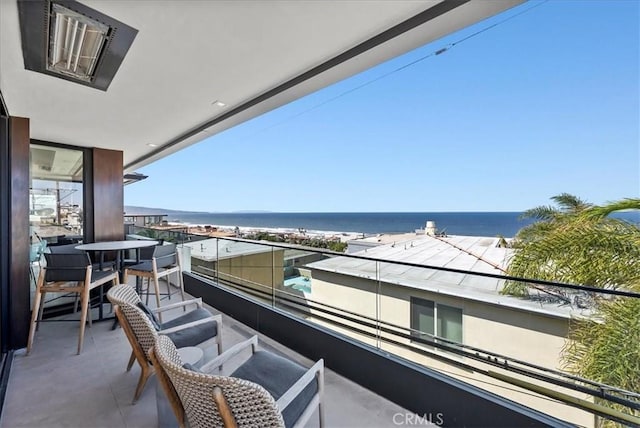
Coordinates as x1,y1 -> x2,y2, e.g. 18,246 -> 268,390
75,239 -> 159,321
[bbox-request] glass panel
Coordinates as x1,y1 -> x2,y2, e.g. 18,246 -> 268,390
29,143 -> 84,307
436,304 -> 462,343
30,144 -> 84,247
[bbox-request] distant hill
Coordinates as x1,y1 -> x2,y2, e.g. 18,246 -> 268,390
124,205 -> 208,215
124,206 -> 272,215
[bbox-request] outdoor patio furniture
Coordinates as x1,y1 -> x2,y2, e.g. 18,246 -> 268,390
27,252 -> 119,355
123,242 -> 185,319
151,334 -> 325,428
106,284 -> 222,403
49,242 -> 117,271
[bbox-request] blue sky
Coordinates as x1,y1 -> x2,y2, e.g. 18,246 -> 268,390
125,0 -> 639,213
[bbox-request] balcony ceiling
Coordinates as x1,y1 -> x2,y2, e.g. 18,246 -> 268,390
0,0 -> 522,172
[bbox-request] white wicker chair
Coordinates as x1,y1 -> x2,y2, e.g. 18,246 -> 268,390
107,284 -> 222,403
151,334 -> 325,428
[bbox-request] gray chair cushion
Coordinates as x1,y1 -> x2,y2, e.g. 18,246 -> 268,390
127,260 -> 153,272
182,362 -> 201,372
137,302 -> 161,331
91,269 -> 116,283
162,308 -> 218,349
231,351 -> 318,428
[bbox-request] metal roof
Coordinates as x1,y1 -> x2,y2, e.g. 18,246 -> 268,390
309,234 -> 591,319
183,238 -> 277,262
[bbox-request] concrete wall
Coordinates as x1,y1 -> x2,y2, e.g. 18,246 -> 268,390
308,269 -> 594,427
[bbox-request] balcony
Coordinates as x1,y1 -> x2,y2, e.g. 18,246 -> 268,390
2,229 -> 637,427
1,284 -> 408,427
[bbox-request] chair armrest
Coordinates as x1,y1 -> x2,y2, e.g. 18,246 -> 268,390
152,298 -> 203,314
199,335 -> 258,373
159,313 -> 220,335
277,359 -> 324,411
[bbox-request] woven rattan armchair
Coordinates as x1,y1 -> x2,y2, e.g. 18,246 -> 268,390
151,334 -> 324,428
107,284 -> 222,403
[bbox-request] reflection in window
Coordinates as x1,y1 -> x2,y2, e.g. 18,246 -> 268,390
29,144 -> 84,247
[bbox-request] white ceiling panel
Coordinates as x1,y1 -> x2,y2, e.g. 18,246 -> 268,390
0,0 -> 523,172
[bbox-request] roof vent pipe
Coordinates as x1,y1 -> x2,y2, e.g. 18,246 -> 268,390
425,221 -> 437,236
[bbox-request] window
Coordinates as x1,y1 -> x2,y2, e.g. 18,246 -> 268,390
410,297 -> 463,345
30,144 -> 85,247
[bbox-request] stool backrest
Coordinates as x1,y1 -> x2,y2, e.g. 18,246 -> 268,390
47,244 -> 86,254
43,253 -> 91,282
154,243 -> 178,269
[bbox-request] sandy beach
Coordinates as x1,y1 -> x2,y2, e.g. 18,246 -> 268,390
159,221 -> 366,243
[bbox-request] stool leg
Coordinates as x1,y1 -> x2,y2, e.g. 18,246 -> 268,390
87,294 -> 93,328
36,295 -> 46,332
145,277 -> 151,306
166,274 -> 173,301
178,270 -> 186,306
78,286 -> 90,355
27,289 -> 43,355
153,275 -> 163,322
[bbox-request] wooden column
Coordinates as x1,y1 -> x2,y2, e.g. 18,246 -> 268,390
91,148 -> 124,242
0,117 -> 30,350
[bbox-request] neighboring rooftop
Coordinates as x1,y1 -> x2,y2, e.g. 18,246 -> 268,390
183,238 -> 275,262
310,233 -> 592,319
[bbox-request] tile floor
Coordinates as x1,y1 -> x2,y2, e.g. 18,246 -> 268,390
0,283 -> 408,428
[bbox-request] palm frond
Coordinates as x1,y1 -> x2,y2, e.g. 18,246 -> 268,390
520,205 -> 561,221
550,193 -> 592,212
582,198 -> 640,221
507,218 -> 640,289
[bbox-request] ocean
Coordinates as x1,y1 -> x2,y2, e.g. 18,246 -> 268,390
157,211 -> 640,238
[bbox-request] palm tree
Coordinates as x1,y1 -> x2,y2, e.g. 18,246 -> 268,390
503,195 -> 640,296
503,194 -> 640,426
512,193 -> 592,247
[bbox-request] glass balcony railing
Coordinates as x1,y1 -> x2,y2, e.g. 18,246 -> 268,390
129,225 -> 640,428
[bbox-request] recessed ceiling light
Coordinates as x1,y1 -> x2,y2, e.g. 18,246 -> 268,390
146,143 -> 158,147
212,100 -> 226,107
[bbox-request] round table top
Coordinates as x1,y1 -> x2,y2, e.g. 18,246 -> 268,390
75,240 -> 159,251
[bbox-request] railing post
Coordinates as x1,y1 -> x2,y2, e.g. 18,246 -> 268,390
271,247 -> 276,307
215,237 -> 219,284
376,260 -> 381,349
